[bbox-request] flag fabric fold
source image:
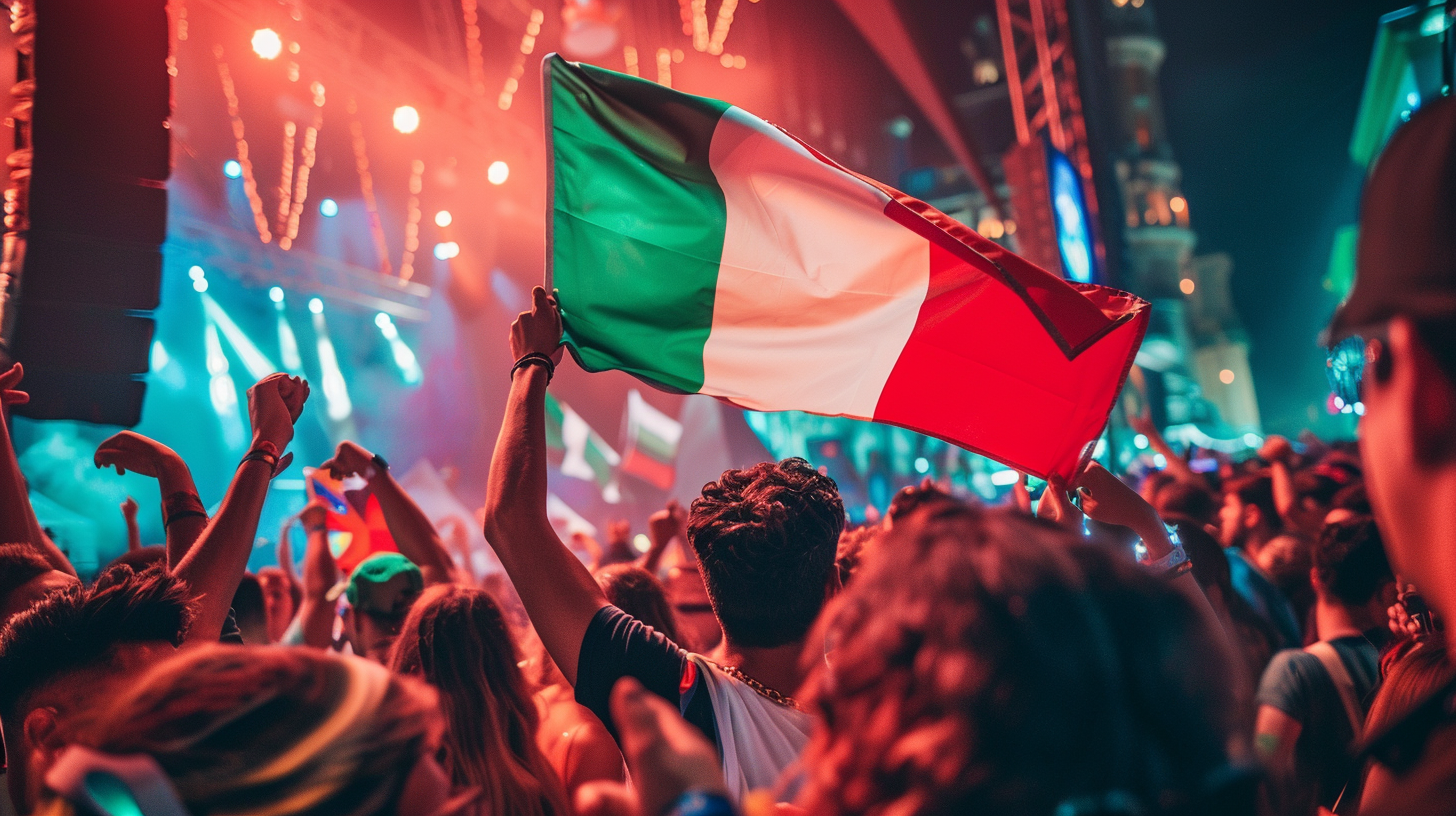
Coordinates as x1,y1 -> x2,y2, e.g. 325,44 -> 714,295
545,54 -> 1150,480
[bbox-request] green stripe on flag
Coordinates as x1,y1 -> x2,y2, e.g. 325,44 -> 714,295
548,55 -> 731,394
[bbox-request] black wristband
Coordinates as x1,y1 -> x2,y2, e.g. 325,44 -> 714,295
511,352 -> 555,383
371,452 -> 390,472
164,509 -> 208,529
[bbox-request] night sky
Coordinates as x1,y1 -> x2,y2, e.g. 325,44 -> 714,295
1154,0 -> 1410,436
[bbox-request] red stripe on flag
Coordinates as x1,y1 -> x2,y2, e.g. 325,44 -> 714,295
621,447 -> 676,490
872,238 -> 1149,481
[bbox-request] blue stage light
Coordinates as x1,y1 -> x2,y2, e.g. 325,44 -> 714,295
223,160 -> 242,179
319,198 -> 338,217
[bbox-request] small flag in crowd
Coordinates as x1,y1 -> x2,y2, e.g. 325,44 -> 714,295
619,389 -> 683,490
545,55 -> 1149,480
304,467 -> 397,575
545,392 -> 622,501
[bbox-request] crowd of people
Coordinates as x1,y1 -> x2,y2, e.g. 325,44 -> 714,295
0,85 -> 1453,816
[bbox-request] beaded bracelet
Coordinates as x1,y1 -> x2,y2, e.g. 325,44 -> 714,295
511,352 -> 556,383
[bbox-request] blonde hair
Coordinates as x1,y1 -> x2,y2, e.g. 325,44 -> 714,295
45,644 -> 444,816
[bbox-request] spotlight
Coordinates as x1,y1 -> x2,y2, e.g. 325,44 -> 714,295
1242,433 -> 1262,448
269,286 -> 285,303
433,241 -> 460,260
308,297 -> 324,314
913,457 -> 930,474
188,266 -> 206,280
393,105 -> 420,134
192,278 -> 208,293
434,210 -> 452,227
223,160 -> 242,179
319,198 -> 338,217
1133,433 -> 1149,450
989,470 -> 1019,487
487,161 -> 509,185
251,28 -> 283,60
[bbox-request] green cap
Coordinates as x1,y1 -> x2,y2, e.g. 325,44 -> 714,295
343,553 -> 423,617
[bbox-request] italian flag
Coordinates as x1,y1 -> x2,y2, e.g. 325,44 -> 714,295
546,56 -> 1149,480
545,392 -> 622,501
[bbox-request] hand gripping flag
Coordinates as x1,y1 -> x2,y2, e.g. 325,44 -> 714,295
545,55 -> 1149,480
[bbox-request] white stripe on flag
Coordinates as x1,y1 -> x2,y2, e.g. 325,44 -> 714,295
627,389 -> 683,452
700,106 -> 930,417
560,404 -> 620,483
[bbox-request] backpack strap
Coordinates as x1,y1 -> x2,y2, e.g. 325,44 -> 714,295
1307,640 -> 1365,740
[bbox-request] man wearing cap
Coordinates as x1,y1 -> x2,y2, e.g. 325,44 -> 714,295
341,552 -> 424,662
1325,95 -> 1456,815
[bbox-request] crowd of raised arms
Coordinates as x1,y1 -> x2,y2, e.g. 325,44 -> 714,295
1,85 -> 1455,816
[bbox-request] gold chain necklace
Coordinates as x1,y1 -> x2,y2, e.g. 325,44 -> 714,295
705,660 -> 801,710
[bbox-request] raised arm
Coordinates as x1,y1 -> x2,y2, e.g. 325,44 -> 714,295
0,363 -> 73,575
481,287 -> 608,685
121,498 -> 142,552
1127,409 -> 1199,485
94,431 -> 208,567
295,499 -> 341,649
642,500 -> 686,576
321,440 -> 462,586
174,374 -> 308,642
276,517 -> 299,590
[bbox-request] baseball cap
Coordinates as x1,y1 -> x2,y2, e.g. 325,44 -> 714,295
1327,95 -> 1456,340
339,552 -> 423,617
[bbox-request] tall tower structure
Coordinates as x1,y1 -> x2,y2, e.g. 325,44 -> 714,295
1101,0 -> 1260,432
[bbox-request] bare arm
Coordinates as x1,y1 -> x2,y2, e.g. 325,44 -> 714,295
321,440 -> 462,586
295,500 -> 340,649
641,501 -> 686,576
1254,704 -> 1302,781
0,363 -> 74,574
174,374 -> 309,643
276,518 -> 299,589
122,498 -> 142,552
482,287 -> 608,686
1128,410 -> 1199,485
94,431 -> 208,567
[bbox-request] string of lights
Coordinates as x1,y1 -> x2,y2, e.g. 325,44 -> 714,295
460,0 -> 487,95
347,98 -> 392,275
498,8 -> 544,111
273,121 -> 296,239
399,159 -> 425,282
707,0 -> 737,55
656,47 -> 672,87
623,45 -> 640,76
690,0 -> 709,51
213,45 -> 272,244
279,81 -> 326,250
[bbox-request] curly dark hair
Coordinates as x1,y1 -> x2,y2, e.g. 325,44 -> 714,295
1313,515 -> 1392,606
800,501 -> 1245,816
687,458 -> 844,648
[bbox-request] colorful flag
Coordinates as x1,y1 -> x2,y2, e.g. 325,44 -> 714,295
304,467 -> 397,575
545,392 -> 622,499
619,389 -> 683,490
545,55 -> 1149,480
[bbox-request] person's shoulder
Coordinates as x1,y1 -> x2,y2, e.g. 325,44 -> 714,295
1363,679 -> 1456,816
1257,648 -> 1320,701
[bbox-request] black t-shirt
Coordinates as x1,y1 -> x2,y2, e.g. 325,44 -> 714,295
1257,634 -> 1382,811
575,605 -> 718,752
1362,675 -> 1456,816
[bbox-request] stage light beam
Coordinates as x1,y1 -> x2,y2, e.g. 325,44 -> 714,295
374,313 -> 422,385
201,293 -> 279,380
252,28 -> 283,60
271,289 -> 304,374
310,303 -> 353,421
205,324 -> 247,450
393,105 -> 420,134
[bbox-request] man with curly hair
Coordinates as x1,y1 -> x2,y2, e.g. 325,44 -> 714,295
483,288 -> 845,802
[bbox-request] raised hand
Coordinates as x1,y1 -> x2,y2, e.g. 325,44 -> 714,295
320,440 -> 379,482
94,430 -> 185,479
1258,434 -> 1296,466
247,373 -> 309,452
608,677 -> 728,816
648,500 -> 687,545
1076,462 -> 1157,531
0,362 -> 30,407
1036,474 -> 1084,531
511,286 -> 565,363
